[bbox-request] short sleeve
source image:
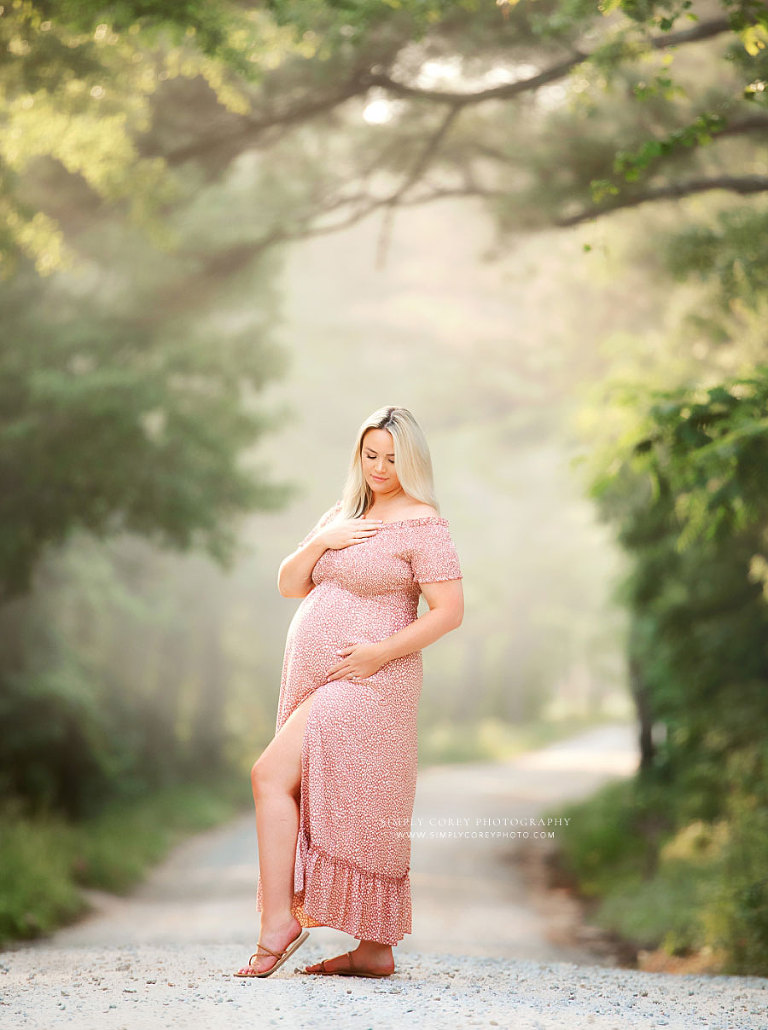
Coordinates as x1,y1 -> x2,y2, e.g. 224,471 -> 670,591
409,521 -> 463,584
297,499 -> 342,549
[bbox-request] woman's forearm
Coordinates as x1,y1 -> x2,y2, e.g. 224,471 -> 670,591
277,536 -> 328,597
377,606 -> 460,664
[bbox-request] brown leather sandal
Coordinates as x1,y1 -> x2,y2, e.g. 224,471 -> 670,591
233,930 -> 309,978
305,951 -> 393,978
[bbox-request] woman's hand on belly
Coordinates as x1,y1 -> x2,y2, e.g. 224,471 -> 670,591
324,642 -> 388,684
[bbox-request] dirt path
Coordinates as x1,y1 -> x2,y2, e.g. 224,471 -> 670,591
3,723 -> 767,1029
405,722 -> 638,962
45,723 -> 636,960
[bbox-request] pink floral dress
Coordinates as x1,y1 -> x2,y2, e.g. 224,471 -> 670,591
255,498 -> 463,945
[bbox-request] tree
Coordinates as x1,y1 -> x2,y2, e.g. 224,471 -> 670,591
2,0 -> 767,825
0,253 -> 291,599
2,2 -> 766,276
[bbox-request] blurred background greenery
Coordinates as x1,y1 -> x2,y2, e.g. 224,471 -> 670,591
1,0 -> 767,974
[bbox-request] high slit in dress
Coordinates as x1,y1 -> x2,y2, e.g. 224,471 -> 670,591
255,498 -> 462,945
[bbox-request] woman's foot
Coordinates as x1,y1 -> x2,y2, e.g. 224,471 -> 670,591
235,915 -> 304,976
304,942 -> 395,977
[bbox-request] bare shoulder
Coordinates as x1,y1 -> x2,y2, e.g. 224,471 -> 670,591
404,503 -> 440,519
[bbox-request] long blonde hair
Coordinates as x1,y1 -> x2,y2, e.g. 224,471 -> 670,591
340,406 -> 439,519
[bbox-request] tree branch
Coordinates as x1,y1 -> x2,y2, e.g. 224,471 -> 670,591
157,15 -> 733,172
557,176 -> 768,227
364,53 -> 586,107
716,115 -> 768,140
160,75 -> 372,166
362,16 -> 731,107
131,198 -> 386,324
376,105 -> 462,267
125,166 -> 768,324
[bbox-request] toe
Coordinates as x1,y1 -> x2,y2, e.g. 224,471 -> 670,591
236,957 -> 276,976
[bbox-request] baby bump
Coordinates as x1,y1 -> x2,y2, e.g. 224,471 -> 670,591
286,629 -> 417,697
286,587 -> 410,672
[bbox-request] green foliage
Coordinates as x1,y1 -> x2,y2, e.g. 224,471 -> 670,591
0,0 -> 313,839
664,204 -> 768,317
1,0 -> 767,969
71,774 -> 248,893
0,801 -> 86,942
553,769 -> 768,968
265,0 -> 493,45
31,1 -> 246,63
575,271 -> 768,972
621,370 -> 768,546
588,372 -> 768,793
614,113 -> 727,182
0,649 -> 118,818
712,812 -> 768,975
554,777 -> 672,894
0,504 -> 283,817
554,782 -> 729,955
1,0 -> 766,275
0,1 -> 291,275
0,267 -> 291,600
0,775 -> 249,945
0,125 -> 294,818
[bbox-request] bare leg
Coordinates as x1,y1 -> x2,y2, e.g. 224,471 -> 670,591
235,691 -> 317,976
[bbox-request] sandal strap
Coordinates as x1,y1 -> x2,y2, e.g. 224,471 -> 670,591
315,951 -> 364,974
249,942 -> 281,965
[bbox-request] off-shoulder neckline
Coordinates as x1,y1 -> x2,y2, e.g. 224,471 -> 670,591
362,515 -> 448,527
331,501 -> 448,527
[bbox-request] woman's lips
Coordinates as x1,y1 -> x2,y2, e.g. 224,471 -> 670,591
371,476 -> 387,482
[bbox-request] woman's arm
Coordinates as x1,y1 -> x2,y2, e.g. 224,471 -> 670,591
277,517 -> 383,598
379,579 -> 464,660
325,579 -> 463,682
277,537 -> 329,598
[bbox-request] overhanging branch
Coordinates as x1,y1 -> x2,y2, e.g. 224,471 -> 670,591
157,15 -> 733,171
557,175 -> 768,226
362,16 -> 731,107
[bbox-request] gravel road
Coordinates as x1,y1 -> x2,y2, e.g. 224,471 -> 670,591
2,723 -> 767,1029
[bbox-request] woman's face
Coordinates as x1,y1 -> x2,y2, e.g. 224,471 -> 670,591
361,428 -> 402,497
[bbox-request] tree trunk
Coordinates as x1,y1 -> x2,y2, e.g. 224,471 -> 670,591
629,653 -> 655,772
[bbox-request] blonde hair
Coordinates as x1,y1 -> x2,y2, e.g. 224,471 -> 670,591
340,406 -> 439,519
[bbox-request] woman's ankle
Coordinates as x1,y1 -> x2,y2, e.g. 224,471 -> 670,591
355,940 -> 393,957
260,911 -> 299,933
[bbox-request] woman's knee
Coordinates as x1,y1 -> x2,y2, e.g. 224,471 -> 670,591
250,756 -> 274,797
251,754 -> 297,799
250,698 -> 313,798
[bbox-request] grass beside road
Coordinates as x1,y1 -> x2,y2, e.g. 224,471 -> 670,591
0,775 -> 251,948
546,775 -> 768,977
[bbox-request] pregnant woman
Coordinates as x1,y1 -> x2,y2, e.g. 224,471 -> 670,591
234,405 -> 464,979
